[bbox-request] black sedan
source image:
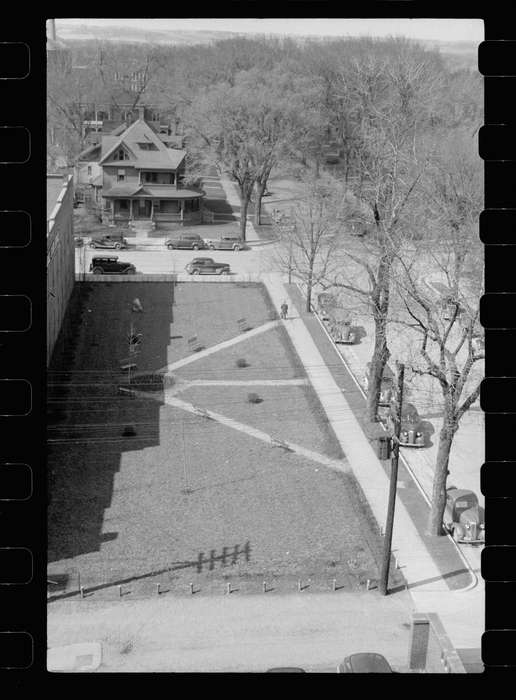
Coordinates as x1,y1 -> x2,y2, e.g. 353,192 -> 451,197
185,258 -> 231,275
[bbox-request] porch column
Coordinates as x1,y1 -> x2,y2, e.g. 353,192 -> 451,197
130,199 -> 134,220
150,200 -> 154,221
180,200 -> 184,222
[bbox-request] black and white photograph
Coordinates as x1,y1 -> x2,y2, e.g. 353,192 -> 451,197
46,16 -> 484,673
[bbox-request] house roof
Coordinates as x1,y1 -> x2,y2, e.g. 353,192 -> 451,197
102,184 -> 143,198
139,186 -> 204,199
90,174 -> 103,187
99,119 -> 186,171
77,143 -> 102,162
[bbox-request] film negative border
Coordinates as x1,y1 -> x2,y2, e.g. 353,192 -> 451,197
480,24 -> 516,675
0,21 -> 42,676
0,6 -> 515,678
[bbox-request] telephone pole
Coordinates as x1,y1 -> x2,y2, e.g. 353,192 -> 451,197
379,361 -> 405,596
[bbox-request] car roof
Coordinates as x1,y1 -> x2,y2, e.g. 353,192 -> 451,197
345,653 -> 393,673
448,488 -> 477,500
92,256 -> 118,261
192,257 -> 213,262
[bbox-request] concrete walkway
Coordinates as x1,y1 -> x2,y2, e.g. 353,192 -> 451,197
262,273 -> 448,592
218,172 -> 260,243
262,275 -> 483,651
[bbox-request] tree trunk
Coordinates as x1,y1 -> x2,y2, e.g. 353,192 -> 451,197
366,314 -> 390,422
239,189 -> 251,242
427,421 -> 456,536
306,278 -> 313,313
254,180 -> 266,226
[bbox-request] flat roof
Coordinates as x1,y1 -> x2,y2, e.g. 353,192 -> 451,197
47,175 -> 67,220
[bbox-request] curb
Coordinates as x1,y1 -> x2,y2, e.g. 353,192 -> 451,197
296,283 -> 478,593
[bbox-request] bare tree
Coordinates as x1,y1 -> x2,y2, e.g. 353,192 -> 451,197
320,43 -> 442,422
394,131 -> 483,536
274,176 -> 344,312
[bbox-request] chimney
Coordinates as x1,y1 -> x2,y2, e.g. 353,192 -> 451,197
138,105 -> 145,122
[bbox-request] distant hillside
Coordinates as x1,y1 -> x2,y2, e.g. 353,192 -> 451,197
418,39 -> 479,71
57,24 -> 241,46
55,24 -> 480,70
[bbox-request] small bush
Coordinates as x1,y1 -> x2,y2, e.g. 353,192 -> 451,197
236,358 -> 248,368
247,392 -> 262,404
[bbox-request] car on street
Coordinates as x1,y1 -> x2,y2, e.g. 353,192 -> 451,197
185,257 -> 231,275
443,487 -> 485,544
89,234 -> 128,250
337,653 -> 394,673
165,234 -> 206,250
365,362 -> 395,407
204,234 -> 244,251
89,256 -> 136,275
316,292 -> 338,320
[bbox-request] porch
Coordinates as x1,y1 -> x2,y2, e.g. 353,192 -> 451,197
102,194 -> 204,229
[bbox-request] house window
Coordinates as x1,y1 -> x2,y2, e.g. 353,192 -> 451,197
185,199 -> 200,212
114,148 -> 127,161
87,166 -> 92,176
143,172 -> 158,183
117,169 -> 125,182
119,200 -> 129,211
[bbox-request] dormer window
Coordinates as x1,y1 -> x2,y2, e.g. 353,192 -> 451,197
137,142 -> 158,151
113,148 -> 128,161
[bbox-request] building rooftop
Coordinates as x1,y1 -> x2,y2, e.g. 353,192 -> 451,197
99,119 -> 186,171
47,175 -> 67,220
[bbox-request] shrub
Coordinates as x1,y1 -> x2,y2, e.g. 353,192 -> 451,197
236,358 -> 248,368
247,392 -> 262,404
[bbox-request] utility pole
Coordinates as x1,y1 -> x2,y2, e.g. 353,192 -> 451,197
181,418 -> 191,494
379,361 -> 405,596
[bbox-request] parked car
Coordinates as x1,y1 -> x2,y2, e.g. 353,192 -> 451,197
166,234 -> 206,250
89,256 -> 136,275
204,234 -> 244,251
185,258 -> 231,275
316,292 -> 338,320
365,362 -> 395,407
90,234 -> 128,250
443,488 -> 485,544
337,653 -> 393,673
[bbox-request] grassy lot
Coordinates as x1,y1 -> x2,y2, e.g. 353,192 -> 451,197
179,384 -> 344,460
173,323 -> 304,382
48,281 -> 393,600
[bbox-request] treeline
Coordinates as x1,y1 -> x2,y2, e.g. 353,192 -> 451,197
47,35 -> 484,536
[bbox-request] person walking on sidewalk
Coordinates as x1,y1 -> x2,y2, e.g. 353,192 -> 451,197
280,301 -> 288,320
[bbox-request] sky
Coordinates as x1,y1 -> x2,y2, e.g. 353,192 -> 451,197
55,18 -> 484,42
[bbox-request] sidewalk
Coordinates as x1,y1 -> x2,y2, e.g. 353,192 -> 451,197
218,172 -> 260,243
262,275 -> 483,649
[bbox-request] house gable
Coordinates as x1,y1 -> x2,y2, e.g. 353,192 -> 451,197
99,118 -> 186,172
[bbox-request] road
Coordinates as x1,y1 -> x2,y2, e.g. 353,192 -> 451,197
48,591 -> 413,673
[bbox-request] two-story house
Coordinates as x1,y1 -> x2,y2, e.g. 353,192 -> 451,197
97,110 -> 204,229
